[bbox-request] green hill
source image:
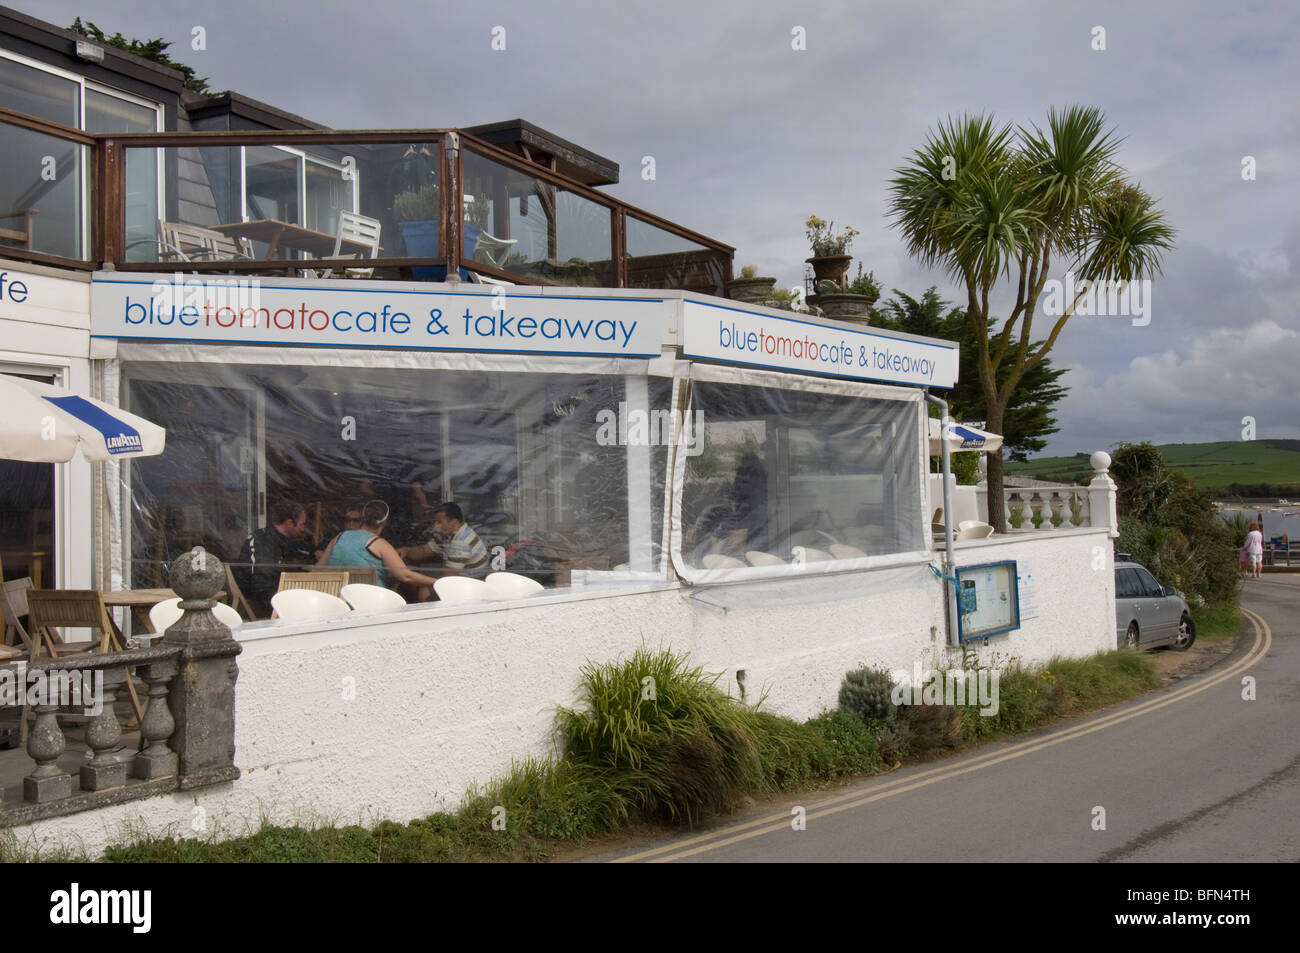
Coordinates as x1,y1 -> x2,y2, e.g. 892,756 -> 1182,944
1006,440 -> 1300,495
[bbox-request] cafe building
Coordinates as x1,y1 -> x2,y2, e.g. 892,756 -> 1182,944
0,6 -> 1119,849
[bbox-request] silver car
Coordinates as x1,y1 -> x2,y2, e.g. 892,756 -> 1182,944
1115,560 -> 1196,651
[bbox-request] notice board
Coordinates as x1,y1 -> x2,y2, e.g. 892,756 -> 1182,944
956,560 -> 1021,642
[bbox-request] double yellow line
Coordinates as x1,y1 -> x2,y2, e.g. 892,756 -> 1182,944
613,610 -> 1272,863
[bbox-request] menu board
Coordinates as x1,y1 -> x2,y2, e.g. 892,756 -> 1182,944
956,561 -> 1020,641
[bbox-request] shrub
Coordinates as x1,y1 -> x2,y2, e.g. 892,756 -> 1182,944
838,665 -> 899,723
555,647 -> 760,824
899,702 -> 962,753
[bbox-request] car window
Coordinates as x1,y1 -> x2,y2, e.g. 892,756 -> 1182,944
1134,567 -> 1163,597
1115,568 -> 1139,599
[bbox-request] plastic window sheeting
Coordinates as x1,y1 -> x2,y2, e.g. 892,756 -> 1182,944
118,360 -> 671,616
670,367 -> 927,585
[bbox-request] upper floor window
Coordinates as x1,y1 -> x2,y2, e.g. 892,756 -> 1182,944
0,50 -> 161,259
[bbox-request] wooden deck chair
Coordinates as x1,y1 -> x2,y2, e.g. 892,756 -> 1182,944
25,589 -> 144,725
1,578 -> 37,660
274,571 -> 349,619
224,563 -> 257,621
277,571 -> 348,598
305,564 -> 379,587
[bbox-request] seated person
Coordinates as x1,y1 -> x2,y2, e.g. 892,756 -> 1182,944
399,502 -> 489,599
315,504 -> 363,562
236,500 -> 315,618
318,499 -> 438,593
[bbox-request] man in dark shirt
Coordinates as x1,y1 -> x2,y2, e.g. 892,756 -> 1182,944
236,500 -> 313,618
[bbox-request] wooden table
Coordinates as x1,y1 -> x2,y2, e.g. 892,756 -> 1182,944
0,550 -> 46,589
211,220 -> 372,260
102,587 -> 177,634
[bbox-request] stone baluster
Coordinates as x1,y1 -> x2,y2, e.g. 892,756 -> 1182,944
163,548 -> 242,790
135,659 -> 179,780
24,703 -> 71,803
81,668 -> 128,792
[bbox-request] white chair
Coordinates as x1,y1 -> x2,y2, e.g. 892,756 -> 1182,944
830,544 -> 868,559
701,554 -> 746,570
472,231 -> 518,268
269,589 -> 353,621
434,576 -> 491,603
957,520 -> 983,531
484,572 -> 544,599
308,211 -> 381,278
340,584 -> 407,612
791,546 -> 833,564
148,597 -> 243,635
745,551 -> 785,567
955,523 -> 995,540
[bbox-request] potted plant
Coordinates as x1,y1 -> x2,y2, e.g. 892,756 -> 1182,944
812,266 -> 879,324
805,215 -> 859,284
394,184 -> 440,278
726,264 -> 778,303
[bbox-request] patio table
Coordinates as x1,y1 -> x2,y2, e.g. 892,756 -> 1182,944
0,549 -> 45,589
210,220 -> 372,260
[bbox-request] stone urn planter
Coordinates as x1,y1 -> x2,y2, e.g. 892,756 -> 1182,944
725,275 -> 778,303
806,254 -> 852,285
812,292 -> 874,324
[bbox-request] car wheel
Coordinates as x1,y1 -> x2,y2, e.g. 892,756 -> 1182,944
1123,622 -> 1139,649
1172,614 -> 1196,651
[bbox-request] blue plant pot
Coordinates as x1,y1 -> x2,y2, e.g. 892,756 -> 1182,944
397,220 -> 482,280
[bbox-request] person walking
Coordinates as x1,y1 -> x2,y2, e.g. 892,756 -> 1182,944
1245,521 -> 1265,579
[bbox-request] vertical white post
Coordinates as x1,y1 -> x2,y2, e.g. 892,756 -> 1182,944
625,376 -> 653,572
1087,450 -> 1119,538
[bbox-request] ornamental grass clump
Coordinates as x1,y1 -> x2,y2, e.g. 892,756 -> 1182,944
555,647 -> 760,824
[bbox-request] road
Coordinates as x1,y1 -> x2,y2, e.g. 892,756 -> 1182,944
586,576 -> 1299,863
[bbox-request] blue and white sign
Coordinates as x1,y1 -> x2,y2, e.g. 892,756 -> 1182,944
682,300 -> 958,388
91,274 -> 665,358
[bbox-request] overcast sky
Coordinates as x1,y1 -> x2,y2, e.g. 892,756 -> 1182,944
24,0 -> 1300,457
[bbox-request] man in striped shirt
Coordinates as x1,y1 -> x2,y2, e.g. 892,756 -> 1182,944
400,501 -> 489,580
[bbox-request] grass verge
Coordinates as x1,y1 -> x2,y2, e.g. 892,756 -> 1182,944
88,644 -> 1172,863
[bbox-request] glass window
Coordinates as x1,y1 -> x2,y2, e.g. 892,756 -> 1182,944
463,149 -> 614,284
0,54 -> 77,124
1134,566 -> 1163,597
244,146 -> 301,227
0,370 -> 56,588
626,217 -> 728,295
122,361 -> 670,611
1115,568 -> 1140,599
679,378 -> 923,572
86,88 -> 161,258
0,118 -> 87,258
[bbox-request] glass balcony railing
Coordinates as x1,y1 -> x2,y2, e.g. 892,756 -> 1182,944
121,136 -> 443,271
0,113 -> 92,261
0,111 -> 733,291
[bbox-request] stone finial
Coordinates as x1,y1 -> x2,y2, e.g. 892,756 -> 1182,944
170,547 -> 225,602
1090,451 -> 1112,475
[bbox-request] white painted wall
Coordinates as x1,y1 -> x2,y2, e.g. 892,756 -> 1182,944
0,260 -> 93,590
9,528 -> 1114,857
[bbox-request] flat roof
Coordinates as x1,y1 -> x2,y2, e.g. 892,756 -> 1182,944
465,118 -> 619,187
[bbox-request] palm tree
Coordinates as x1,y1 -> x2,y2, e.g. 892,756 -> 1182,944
888,106 -> 1175,531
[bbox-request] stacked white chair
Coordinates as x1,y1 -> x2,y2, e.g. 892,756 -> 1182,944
340,584 -> 407,612
434,576 -> 491,603
484,572 -> 544,599
270,589 -> 352,621
149,597 -> 243,635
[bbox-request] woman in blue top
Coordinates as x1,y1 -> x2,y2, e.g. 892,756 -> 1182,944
318,500 -> 438,594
